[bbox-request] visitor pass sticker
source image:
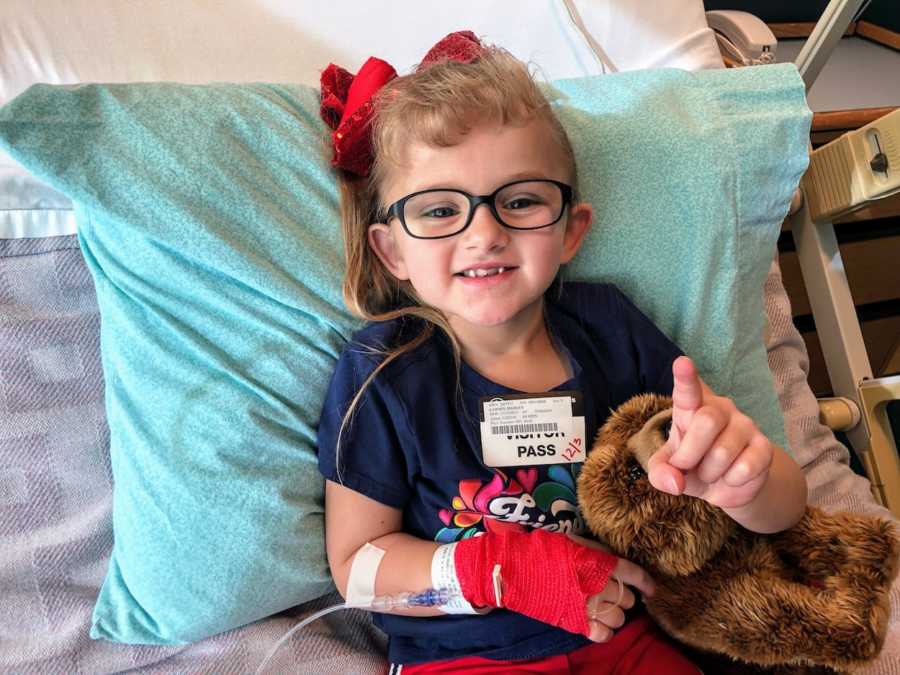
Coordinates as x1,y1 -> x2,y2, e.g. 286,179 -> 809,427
478,391 -> 586,467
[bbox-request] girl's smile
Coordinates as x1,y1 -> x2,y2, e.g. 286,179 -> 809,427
456,264 -> 516,280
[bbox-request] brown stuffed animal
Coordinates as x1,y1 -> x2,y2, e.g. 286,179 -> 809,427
577,393 -> 899,673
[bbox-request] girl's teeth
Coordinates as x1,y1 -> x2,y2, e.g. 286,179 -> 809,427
464,267 -> 506,278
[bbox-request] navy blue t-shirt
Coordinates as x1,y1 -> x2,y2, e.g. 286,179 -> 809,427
316,282 -> 683,665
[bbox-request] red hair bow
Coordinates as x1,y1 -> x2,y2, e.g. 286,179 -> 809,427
418,29 -> 483,69
320,56 -> 396,178
320,31 -> 484,177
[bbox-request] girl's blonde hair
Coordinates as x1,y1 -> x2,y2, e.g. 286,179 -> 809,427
335,45 -> 578,465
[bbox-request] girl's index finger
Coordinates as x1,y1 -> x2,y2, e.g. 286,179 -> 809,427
672,356 -> 703,416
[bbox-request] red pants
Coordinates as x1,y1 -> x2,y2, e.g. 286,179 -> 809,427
392,616 -> 699,674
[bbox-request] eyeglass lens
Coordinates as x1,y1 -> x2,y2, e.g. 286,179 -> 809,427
402,180 -> 565,238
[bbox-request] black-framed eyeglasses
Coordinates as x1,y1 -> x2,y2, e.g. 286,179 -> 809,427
382,179 -> 573,240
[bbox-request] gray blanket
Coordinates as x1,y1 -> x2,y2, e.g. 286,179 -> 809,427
0,236 -> 385,675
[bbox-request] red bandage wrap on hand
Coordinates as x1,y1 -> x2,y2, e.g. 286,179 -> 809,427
453,529 -> 617,637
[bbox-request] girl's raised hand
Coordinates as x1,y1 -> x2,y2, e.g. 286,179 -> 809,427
646,356 -> 774,509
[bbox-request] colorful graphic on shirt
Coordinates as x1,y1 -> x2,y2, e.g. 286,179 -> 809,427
435,464 -> 585,543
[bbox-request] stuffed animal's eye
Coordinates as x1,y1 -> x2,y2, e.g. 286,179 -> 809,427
627,462 -> 646,484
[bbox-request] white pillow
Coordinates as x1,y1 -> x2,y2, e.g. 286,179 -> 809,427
0,0 -> 721,102
0,0 -> 722,239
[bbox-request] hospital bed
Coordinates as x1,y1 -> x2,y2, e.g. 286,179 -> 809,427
0,1 -> 897,673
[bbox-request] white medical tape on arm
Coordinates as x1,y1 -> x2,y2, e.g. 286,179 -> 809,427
345,542 -> 386,607
430,542 -> 483,614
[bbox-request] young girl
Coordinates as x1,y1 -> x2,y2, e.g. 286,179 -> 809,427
316,31 -> 808,674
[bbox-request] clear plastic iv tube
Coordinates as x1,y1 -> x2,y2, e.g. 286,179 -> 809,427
255,588 -> 455,674
367,587 -> 451,611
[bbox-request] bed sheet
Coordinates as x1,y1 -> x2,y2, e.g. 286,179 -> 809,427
0,0 -> 722,221
0,0 -> 721,100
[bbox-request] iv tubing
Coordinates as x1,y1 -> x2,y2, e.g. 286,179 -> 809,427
255,602 -> 349,675
255,588 -> 453,674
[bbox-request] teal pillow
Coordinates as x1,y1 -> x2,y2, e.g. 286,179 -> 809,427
555,64 -> 810,450
0,63 -> 809,645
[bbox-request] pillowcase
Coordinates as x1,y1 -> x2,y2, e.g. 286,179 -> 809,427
0,166 -> 76,238
0,63 -> 809,645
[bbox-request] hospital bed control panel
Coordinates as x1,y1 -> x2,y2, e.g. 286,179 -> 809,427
803,108 -> 900,222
